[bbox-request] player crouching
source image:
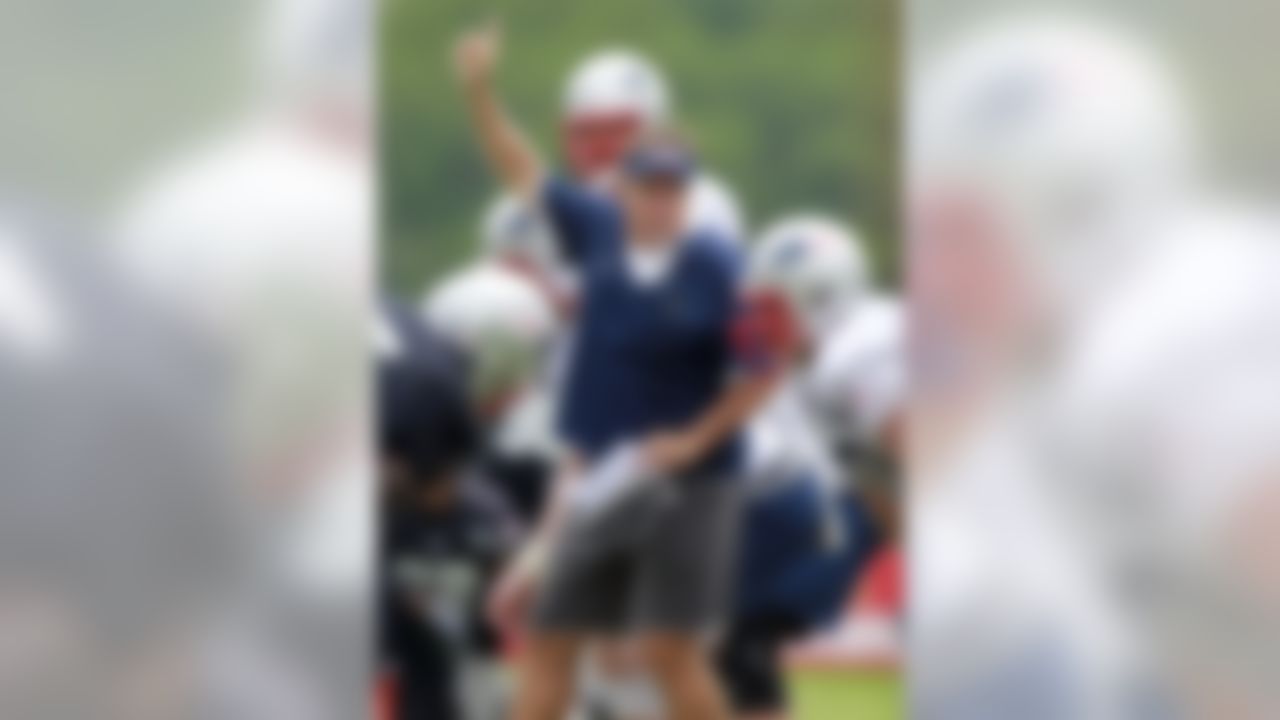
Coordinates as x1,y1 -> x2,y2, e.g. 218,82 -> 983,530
720,214 -> 905,720
377,265 -> 556,720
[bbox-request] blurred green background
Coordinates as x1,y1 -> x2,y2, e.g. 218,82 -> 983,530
381,0 -> 899,294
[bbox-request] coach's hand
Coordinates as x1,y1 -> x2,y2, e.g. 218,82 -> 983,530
643,429 -> 705,475
487,547 -> 541,637
453,20 -> 502,88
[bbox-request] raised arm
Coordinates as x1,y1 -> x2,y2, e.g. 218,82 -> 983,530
453,22 -> 543,201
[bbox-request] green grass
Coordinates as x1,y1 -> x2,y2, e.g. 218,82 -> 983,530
791,669 -> 903,720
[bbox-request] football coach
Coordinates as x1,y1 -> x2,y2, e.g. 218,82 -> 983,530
454,22 -> 788,720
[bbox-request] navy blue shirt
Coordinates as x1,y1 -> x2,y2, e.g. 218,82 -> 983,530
543,177 -> 744,476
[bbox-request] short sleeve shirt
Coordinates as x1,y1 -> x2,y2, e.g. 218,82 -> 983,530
541,177 -> 745,476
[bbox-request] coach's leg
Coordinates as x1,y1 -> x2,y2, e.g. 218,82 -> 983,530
640,631 -> 729,720
516,495 -> 639,720
634,480 -> 744,720
511,631 -> 584,720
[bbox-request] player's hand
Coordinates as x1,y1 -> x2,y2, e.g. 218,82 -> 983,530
453,20 -> 502,88
642,430 -> 705,475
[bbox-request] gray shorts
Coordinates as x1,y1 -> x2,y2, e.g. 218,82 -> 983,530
532,476 -> 743,634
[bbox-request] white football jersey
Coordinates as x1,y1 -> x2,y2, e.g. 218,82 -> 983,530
748,294 -> 905,483
747,372 -> 843,489
744,294 -> 904,554
806,294 -> 906,451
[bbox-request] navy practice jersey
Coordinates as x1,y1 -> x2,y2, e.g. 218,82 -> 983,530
541,177 -> 746,476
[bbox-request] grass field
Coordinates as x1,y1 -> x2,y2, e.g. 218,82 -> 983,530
791,669 -> 903,720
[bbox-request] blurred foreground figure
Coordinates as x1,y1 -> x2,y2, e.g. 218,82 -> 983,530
912,12 -> 1280,719
113,0 -> 374,717
0,206 -> 237,719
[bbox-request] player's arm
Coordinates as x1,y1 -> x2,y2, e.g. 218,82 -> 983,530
454,22 -> 543,202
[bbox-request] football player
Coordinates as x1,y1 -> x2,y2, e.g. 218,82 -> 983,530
379,264 -> 556,720
719,213 -> 906,720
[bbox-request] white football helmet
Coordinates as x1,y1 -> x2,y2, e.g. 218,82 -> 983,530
563,48 -> 671,124
912,15 -> 1195,302
749,214 -> 871,340
422,264 -> 556,405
